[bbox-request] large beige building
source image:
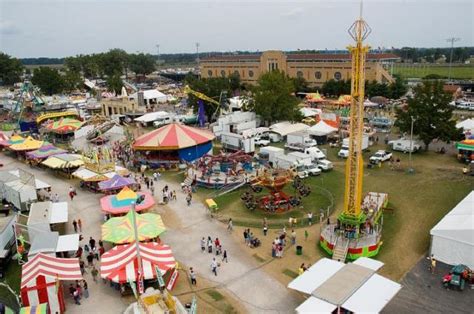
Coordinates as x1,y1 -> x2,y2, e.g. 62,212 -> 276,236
200,50 -> 399,87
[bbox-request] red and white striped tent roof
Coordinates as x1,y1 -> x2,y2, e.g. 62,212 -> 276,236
20,253 -> 82,314
133,123 -> 215,151
100,242 -> 176,283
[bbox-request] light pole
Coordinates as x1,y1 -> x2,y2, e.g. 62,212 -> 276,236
196,42 -> 200,66
408,116 -> 415,173
156,44 -> 160,85
446,37 -> 460,82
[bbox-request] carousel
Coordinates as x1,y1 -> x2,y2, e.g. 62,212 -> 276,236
241,168 -> 311,213
188,151 -> 255,188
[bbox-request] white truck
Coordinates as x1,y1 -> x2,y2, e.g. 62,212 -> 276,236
338,135 -> 369,158
388,138 -> 422,153
220,132 -> 255,153
304,147 -> 327,161
285,132 -> 317,151
258,146 -> 285,166
274,153 -> 308,178
316,159 -> 333,171
369,150 -> 393,164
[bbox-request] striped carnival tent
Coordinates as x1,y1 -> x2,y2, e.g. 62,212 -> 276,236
100,242 -> 176,283
20,253 -> 82,314
133,123 -> 215,163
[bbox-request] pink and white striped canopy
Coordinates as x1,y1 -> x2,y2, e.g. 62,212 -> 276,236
100,242 -> 176,283
133,123 -> 215,151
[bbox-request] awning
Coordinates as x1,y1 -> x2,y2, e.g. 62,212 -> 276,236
42,154 -> 84,169
100,242 -> 176,283
296,297 -> 336,314
98,174 -> 136,191
21,253 -> 82,287
28,201 -> 68,225
56,234 -> 80,253
26,143 -> 67,160
288,258 -> 344,294
9,136 -> 44,151
100,187 -> 155,214
102,210 -> 165,244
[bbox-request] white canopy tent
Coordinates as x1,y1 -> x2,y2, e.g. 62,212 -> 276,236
129,90 -> 168,104
456,118 -> 474,132
300,107 -> 322,118
270,122 -> 309,137
288,258 -> 401,313
430,191 -> 474,268
28,202 -> 69,226
134,111 -> 172,123
308,121 -> 338,136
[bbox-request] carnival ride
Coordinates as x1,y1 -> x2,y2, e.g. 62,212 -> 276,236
241,168 -> 308,213
319,9 -> 388,261
183,85 -> 227,123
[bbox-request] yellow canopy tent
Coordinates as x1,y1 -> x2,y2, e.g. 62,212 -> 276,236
9,136 -> 44,151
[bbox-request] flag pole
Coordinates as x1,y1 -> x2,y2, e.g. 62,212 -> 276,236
131,202 -> 144,295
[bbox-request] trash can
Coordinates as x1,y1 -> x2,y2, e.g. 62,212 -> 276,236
296,245 -> 303,255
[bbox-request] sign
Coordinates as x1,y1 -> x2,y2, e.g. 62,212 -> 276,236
166,268 -> 179,291
155,266 -> 165,288
190,295 -> 197,314
138,272 -> 144,294
128,278 -> 138,299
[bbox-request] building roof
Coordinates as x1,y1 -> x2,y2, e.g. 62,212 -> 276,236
201,52 -> 400,62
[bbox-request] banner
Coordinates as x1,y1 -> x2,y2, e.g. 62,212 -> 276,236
166,268 -> 179,291
128,278 -> 138,299
155,266 -> 165,288
190,295 -> 197,314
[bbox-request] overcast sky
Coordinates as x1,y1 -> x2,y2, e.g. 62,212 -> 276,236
0,0 -> 472,58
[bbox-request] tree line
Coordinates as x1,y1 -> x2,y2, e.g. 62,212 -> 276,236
320,76 -> 408,99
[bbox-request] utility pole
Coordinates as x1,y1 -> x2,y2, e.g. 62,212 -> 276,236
195,42 -> 200,66
156,44 -> 161,85
408,116 -> 415,174
446,37 -> 460,82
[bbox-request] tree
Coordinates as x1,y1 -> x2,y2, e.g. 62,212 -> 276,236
31,67 -> 64,95
322,79 -> 350,97
228,72 -> 241,91
63,69 -> 83,92
185,76 -> 232,120
291,76 -> 309,93
98,49 -> 128,77
388,75 -> 408,99
395,80 -> 461,151
129,53 -> 156,77
106,74 -> 123,94
252,70 -> 301,124
0,52 -> 24,85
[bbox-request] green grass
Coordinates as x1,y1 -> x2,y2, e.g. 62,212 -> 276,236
282,268 -> 299,279
206,289 -> 224,301
393,64 -> 474,79
0,261 -> 21,312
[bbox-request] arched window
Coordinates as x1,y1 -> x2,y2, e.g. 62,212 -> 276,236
207,70 -> 213,77
297,71 -> 304,78
334,72 -> 342,80
315,71 -> 322,79
221,70 -> 226,77
249,70 -> 254,78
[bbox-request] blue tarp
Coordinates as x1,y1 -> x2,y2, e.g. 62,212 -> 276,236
178,141 -> 212,162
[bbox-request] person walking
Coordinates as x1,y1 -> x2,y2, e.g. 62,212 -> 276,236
150,185 -> 155,196
200,237 -> 206,253
89,237 -> 96,250
69,186 -> 75,201
291,229 -> 296,245
72,220 -> 78,233
263,224 -> 268,236
77,218 -> 82,232
190,267 -> 197,285
227,218 -> 233,232
186,193 -> 192,206
211,258 -> 218,276
304,230 -> 309,241
82,280 -> 89,298
73,289 -> 81,305
307,212 -> 313,226
91,266 -> 99,283
86,252 -> 94,267
79,260 -> 86,275
429,254 -> 437,274
207,236 -> 213,253
222,250 -> 228,263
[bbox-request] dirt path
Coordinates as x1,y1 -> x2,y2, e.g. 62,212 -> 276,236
158,181 -> 300,313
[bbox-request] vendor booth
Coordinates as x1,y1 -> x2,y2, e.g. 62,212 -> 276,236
133,123 -> 215,169
20,253 -> 82,314
0,134 -> 24,147
26,144 -> 67,165
102,210 -> 165,244
98,174 -> 136,193
100,187 -> 155,215
43,118 -> 83,142
430,191 -> 474,269
456,139 -> 474,162
100,242 -> 176,283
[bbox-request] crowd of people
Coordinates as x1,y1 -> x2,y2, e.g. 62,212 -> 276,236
199,236 -> 229,277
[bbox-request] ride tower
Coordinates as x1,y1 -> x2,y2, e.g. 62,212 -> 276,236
319,9 -> 388,261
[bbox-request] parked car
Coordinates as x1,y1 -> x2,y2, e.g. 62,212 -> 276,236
304,164 -> 322,176
316,159 -> 333,171
388,139 -> 422,153
254,137 -> 270,146
369,150 -> 393,164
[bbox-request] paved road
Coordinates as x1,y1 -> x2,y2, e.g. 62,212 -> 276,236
160,181 -> 300,313
1,154 -> 299,313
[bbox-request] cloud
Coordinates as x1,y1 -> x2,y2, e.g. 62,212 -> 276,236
0,20 -> 21,35
280,7 -> 304,19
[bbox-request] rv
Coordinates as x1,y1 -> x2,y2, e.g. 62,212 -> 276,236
221,132 -> 255,153
338,135 -> 369,158
259,146 -> 285,166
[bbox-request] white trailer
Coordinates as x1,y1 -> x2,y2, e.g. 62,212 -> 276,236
259,146 -> 285,165
286,132 -> 317,148
304,147 -> 327,161
220,132 -> 255,153
287,152 -> 313,167
338,135 -> 369,158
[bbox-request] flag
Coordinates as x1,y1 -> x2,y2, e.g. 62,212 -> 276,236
155,266 -> 165,288
190,295 -> 197,314
128,278 -> 138,299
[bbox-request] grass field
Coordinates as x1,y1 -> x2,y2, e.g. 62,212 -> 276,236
212,142 -> 473,280
393,64 -> 474,79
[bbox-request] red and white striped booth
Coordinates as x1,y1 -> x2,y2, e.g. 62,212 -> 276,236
20,253 -> 83,314
100,242 -> 176,283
